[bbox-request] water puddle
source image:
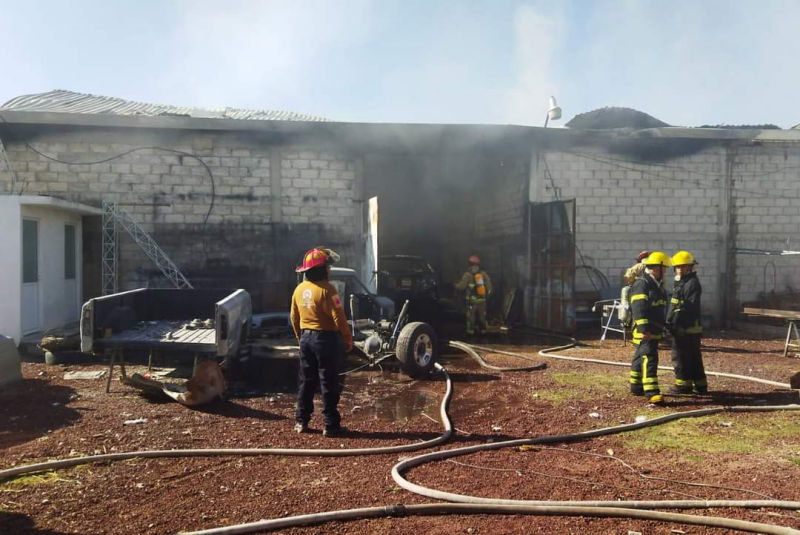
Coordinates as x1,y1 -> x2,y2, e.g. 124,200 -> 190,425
342,368 -> 441,422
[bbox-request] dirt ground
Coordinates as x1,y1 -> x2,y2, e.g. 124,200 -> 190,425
2,330 -> 800,535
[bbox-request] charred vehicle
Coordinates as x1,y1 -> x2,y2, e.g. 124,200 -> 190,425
330,267 -> 439,378
377,255 -> 438,303
376,254 -> 447,331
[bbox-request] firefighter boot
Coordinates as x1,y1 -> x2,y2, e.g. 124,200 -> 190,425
294,421 -> 309,434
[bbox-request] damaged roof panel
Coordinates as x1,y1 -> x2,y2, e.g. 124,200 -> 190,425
1,89 -> 330,122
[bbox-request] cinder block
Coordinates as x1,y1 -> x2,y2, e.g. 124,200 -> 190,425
0,336 -> 22,387
291,159 -> 310,169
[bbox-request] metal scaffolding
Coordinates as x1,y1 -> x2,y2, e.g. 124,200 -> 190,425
101,201 -> 193,294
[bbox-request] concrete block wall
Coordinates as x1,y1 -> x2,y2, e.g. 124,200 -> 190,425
531,146 -> 724,324
531,141 -> 800,325
0,129 -> 359,306
733,144 -> 800,305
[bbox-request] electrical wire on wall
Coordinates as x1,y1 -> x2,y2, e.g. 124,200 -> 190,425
22,143 -> 216,230
0,112 -> 216,261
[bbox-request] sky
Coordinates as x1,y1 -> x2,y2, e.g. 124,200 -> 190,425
1,0 -> 799,128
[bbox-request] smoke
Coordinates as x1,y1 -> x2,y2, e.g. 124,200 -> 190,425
501,4 -> 564,126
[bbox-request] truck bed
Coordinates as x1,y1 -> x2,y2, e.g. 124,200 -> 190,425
81,288 -> 251,358
94,320 -> 217,352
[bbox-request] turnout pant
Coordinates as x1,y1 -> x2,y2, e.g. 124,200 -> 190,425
671,334 -> 707,392
296,330 -> 343,428
630,339 -> 661,395
466,299 -> 487,335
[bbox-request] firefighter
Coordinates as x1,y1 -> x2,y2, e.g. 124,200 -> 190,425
666,250 -> 707,395
455,255 -> 493,336
623,250 -> 650,286
290,248 -> 353,437
629,251 -> 671,404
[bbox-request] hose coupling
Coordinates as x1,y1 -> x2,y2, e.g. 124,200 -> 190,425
385,503 -> 408,516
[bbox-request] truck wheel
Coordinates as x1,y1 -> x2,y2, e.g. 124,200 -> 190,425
396,322 -> 437,378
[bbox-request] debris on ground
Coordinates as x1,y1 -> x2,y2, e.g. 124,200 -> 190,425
123,418 -> 148,425
63,371 -> 106,380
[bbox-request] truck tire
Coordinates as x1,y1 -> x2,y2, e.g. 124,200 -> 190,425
396,322 -> 437,378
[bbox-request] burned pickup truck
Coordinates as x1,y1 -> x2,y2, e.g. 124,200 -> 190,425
80,288 -> 251,392
328,267 -> 439,378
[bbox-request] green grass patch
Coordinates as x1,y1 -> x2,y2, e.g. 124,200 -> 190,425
1,471 -> 69,488
532,371 -> 627,404
622,412 -> 800,457
551,371 -> 624,390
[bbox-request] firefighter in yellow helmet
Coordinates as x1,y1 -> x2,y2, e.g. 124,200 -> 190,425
629,251 -> 670,404
666,251 -> 707,395
455,255 -> 493,336
290,247 -> 353,437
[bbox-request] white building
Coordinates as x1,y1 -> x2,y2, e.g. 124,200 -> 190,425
0,196 -> 100,343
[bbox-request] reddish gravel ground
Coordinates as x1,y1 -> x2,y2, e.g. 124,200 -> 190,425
2,330 -> 800,535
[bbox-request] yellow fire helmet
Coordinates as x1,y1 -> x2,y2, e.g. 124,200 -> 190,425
643,251 -> 672,267
671,250 -> 696,267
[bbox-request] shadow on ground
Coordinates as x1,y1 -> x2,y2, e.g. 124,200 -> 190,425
0,379 -> 82,450
663,389 -> 799,408
0,511 -> 84,535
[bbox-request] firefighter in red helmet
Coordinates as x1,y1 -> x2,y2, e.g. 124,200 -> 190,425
290,247 -> 353,437
455,254 -> 492,337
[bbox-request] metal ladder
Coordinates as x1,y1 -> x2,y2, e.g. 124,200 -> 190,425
102,201 -> 193,294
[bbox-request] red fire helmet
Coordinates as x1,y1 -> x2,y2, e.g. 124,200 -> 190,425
468,255 -> 481,265
296,248 -> 330,273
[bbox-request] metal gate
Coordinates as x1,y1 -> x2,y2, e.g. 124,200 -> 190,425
526,199 -> 576,333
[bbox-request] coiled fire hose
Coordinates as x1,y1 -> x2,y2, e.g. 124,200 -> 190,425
5,341 -> 800,534
0,363 -> 453,481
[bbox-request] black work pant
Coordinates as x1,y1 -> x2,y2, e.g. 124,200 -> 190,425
671,334 -> 707,391
295,330 -> 343,428
630,338 -> 661,395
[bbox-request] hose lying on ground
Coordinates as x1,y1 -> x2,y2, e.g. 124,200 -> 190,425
0,364 -> 453,482
391,404 -> 800,510
447,340 -> 547,371
466,343 -> 792,389
6,340 -> 800,535
178,503 -> 800,535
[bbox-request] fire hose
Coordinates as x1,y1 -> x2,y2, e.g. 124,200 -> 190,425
4,341 -> 800,534
0,363 -> 453,481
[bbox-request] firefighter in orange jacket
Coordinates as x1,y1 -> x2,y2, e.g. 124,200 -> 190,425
629,251 -> 670,405
455,255 -> 492,336
290,248 -> 353,437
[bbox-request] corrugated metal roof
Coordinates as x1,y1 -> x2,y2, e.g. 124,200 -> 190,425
0,89 -> 330,122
